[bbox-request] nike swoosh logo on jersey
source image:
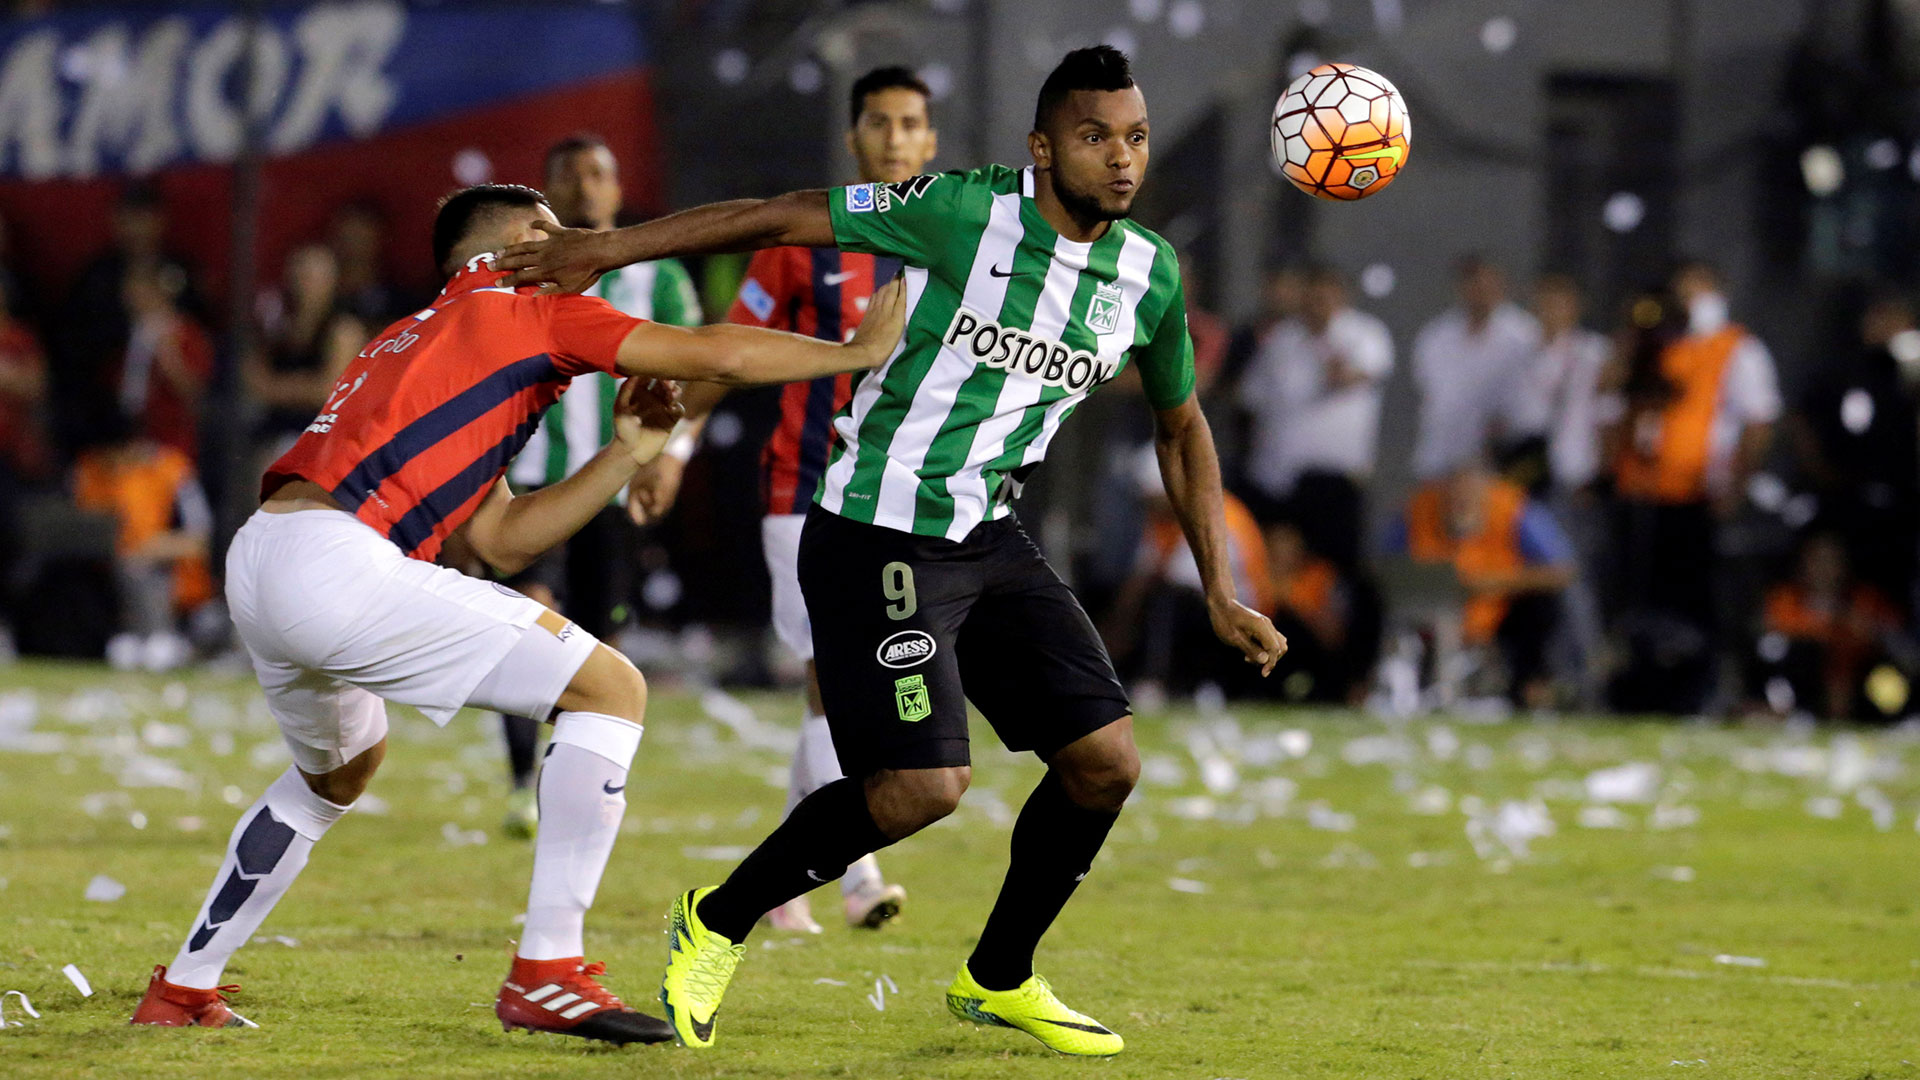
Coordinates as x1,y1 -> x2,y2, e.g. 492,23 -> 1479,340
602,781 -> 626,795
1339,144 -> 1404,168
805,868 -> 828,883
823,270 -> 858,286
989,264 -> 1018,278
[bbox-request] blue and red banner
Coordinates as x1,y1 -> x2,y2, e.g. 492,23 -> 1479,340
0,1 -> 661,303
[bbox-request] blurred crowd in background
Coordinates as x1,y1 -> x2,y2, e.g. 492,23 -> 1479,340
5,174 -> 1919,727
7,0 -> 1920,726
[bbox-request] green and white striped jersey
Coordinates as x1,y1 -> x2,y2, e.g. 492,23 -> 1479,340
508,258 -> 702,491
823,164 -> 1194,540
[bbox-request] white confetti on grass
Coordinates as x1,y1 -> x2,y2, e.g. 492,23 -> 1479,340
682,845 -> 752,861
83,874 -> 126,902
1168,877 -> 1211,894
1713,954 -> 1766,968
61,964 -> 92,996
0,990 -> 39,1026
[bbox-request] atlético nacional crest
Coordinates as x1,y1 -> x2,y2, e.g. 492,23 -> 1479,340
1085,279 -> 1123,336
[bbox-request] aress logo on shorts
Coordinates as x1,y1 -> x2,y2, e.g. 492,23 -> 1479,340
876,630 -> 937,669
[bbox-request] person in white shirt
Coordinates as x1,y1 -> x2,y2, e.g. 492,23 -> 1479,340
1524,274 -> 1613,493
1234,265 -> 1393,568
1410,256 -> 1542,480
1524,273 -> 1614,703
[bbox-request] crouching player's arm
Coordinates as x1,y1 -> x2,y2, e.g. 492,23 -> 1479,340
608,277 -> 905,387
461,378 -> 684,577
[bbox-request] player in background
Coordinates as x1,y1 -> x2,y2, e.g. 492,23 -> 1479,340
652,66 -> 935,934
493,133 -> 706,840
130,184 -> 904,1044
500,47 -> 1284,1055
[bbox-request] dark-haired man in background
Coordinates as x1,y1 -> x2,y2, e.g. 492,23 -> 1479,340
651,65 -> 935,937
501,46 -> 1284,1056
492,133 -> 706,841
130,183 -> 904,1045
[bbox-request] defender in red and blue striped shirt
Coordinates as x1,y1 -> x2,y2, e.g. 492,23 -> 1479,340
134,184 -> 903,1044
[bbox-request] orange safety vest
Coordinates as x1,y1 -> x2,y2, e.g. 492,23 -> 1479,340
1146,492 -> 1275,613
1615,325 -> 1744,503
73,445 -> 215,612
1406,478 -> 1527,644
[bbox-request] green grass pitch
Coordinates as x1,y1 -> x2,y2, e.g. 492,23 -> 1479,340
1,660 -> 1917,1078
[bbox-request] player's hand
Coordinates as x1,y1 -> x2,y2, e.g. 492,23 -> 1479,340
497,220 -> 611,294
848,277 -> 907,366
627,455 -> 686,525
1208,597 -> 1287,677
613,378 -> 685,464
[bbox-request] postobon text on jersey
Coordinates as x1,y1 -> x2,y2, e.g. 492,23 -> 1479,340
943,307 -> 1119,394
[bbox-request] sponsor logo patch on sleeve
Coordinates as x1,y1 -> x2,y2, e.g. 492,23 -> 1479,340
845,184 -> 877,213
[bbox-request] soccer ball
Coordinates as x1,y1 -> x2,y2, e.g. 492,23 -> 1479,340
1272,62 -> 1410,201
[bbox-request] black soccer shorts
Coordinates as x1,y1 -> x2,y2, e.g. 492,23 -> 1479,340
797,505 -> 1131,777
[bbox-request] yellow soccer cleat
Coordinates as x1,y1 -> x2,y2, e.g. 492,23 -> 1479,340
659,886 -> 744,1048
945,963 -> 1123,1057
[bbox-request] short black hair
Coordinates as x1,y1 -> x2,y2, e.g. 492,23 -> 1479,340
849,66 -> 931,127
544,131 -> 611,179
1033,45 -> 1135,132
431,184 -> 549,278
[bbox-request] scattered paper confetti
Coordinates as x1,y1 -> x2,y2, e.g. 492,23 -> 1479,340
83,874 -> 126,902
681,845 -> 752,861
61,964 -> 92,997
1168,877 -> 1211,894
0,990 -> 39,1027
1713,954 -> 1765,967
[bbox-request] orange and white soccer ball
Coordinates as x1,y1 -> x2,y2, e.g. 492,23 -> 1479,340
1272,62 -> 1410,200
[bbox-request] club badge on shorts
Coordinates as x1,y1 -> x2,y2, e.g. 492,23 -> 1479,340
893,674 -> 931,722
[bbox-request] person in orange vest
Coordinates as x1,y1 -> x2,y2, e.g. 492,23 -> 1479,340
1753,530 -> 1907,720
70,409 -> 215,671
1261,519 -> 1369,703
1385,462 -> 1575,707
1104,446 -> 1276,702
1607,262 -> 1781,713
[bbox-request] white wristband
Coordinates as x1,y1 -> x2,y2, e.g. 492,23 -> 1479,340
661,429 -> 698,463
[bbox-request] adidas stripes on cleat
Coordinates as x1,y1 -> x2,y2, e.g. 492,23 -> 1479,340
496,956 -> 674,1045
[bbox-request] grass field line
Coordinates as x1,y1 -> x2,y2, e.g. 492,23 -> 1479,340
1401,955 -> 1907,992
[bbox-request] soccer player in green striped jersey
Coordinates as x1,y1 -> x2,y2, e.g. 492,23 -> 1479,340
493,133 -> 704,840
503,47 -> 1285,1055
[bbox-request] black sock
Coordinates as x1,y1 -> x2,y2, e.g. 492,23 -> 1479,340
697,777 -> 892,942
968,771 -> 1119,991
501,713 -> 539,789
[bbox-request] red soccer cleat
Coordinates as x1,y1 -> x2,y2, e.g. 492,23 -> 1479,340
129,965 -> 257,1028
496,956 -> 674,1045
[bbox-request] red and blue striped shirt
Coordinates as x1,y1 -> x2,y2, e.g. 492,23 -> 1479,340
264,255 -> 641,562
727,246 -> 900,515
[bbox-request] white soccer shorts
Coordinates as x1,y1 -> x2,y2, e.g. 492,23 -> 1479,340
225,508 -> 599,774
761,513 -> 813,662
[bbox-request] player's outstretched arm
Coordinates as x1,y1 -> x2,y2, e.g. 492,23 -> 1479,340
499,191 -> 836,294
1151,395 -> 1287,676
611,277 -> 905,385
462,379 -> 684,575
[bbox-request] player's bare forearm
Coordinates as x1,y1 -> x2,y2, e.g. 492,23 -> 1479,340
675,381 -> 731,424
1152,396 -> 1286,674
614,278 -> 904,385
499,191 -> 835,292
1151,398 -> 1238,606
468,449 -> 641,576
